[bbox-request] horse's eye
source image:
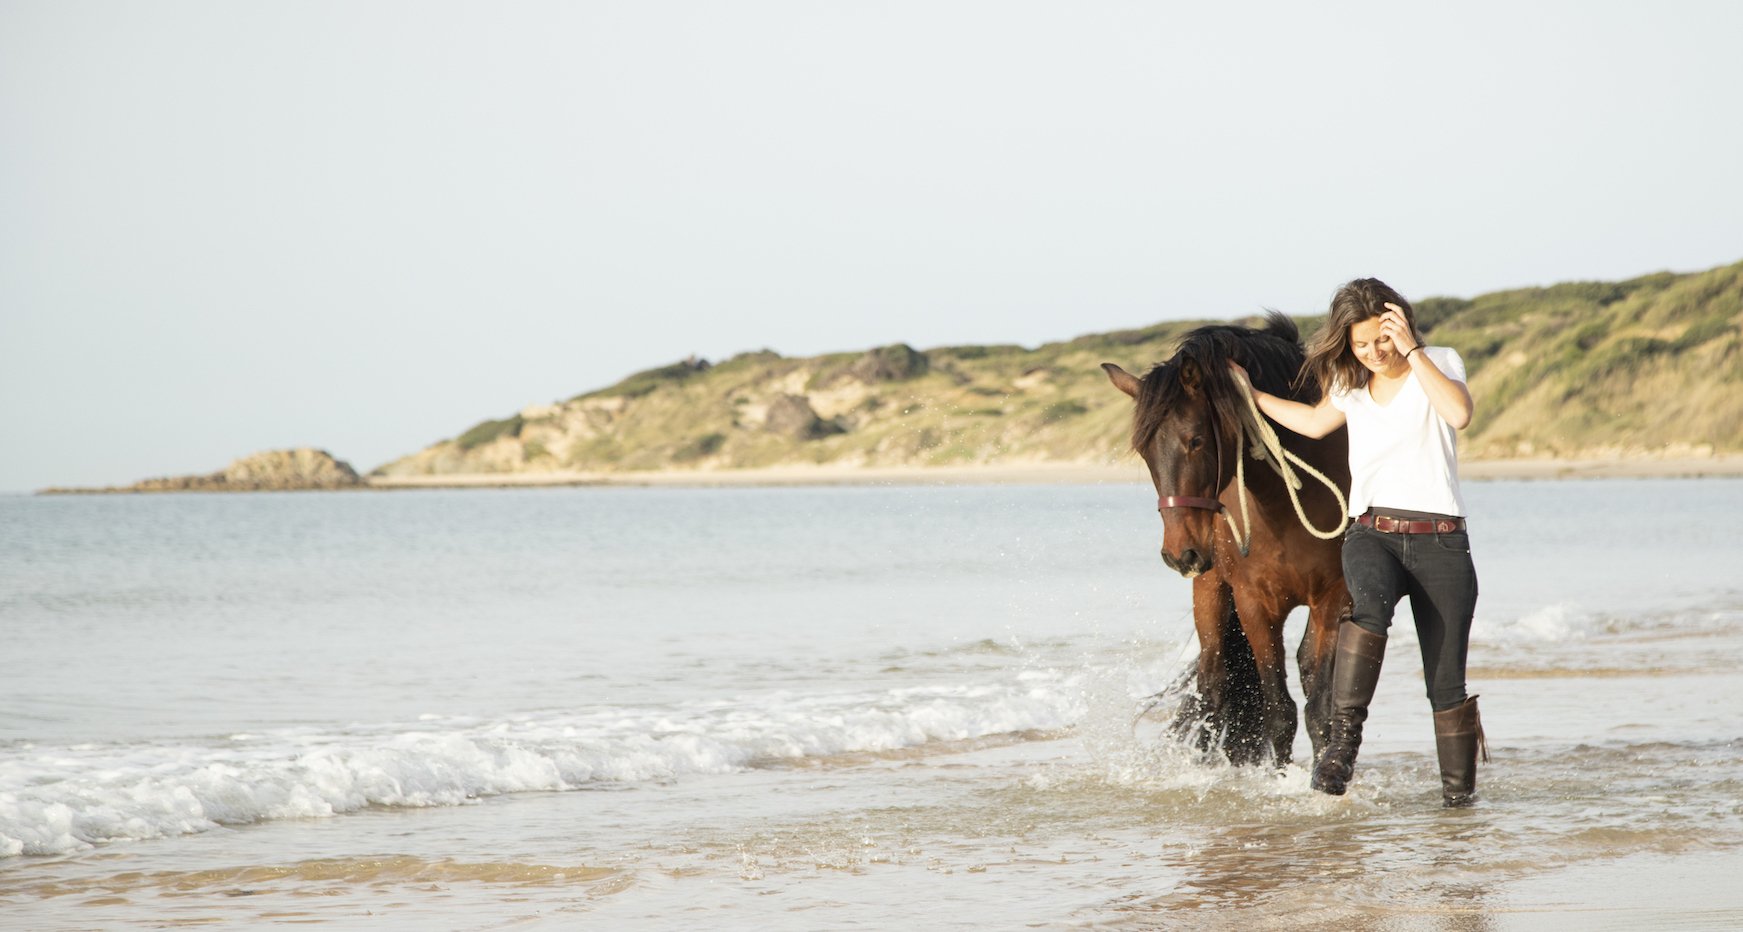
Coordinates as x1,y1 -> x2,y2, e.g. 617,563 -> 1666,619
1188,436 -> 1205,452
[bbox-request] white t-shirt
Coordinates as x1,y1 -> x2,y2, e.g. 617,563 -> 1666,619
1328,345 -> 1468,518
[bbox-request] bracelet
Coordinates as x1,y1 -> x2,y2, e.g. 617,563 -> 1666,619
1405,346 -> 1424,360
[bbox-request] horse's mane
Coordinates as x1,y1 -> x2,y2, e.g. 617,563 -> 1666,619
1132,312 -> 1319,454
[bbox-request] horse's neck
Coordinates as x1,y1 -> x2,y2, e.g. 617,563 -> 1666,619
1232,427 -> 1350,515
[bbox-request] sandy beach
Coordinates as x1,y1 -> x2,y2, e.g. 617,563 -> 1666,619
363,454 -> 1743,491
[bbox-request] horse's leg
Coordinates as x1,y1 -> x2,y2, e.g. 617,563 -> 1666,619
1298,585 -> 1351,763
1232,592 -> 1299,768
1173,573 -> 1237,755
1219,597 -> 1266,765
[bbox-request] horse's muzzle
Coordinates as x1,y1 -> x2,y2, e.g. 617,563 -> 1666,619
1162,547 -> 1213,578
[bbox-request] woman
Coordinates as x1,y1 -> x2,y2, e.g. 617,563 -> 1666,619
1230,278 -> 1485,807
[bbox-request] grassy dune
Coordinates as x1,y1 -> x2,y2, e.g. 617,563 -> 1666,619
374,260 -> 1743,477
1428,262 -> 1743,457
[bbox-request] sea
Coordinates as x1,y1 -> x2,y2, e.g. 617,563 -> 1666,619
3,478 -> 1742,930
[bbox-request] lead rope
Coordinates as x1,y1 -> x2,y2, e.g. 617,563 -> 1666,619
1221,439 -> 1254,556
1220,378 -> 1350,547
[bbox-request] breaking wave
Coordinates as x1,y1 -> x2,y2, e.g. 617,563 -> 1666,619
0,674 -> 1087,857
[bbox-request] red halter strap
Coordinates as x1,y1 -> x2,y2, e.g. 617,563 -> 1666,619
1157,495 -> 1224,512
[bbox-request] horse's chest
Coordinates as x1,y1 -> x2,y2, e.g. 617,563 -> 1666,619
1219,536 -> 1340,600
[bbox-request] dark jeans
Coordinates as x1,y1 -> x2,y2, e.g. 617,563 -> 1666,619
1342,520 -> 1479,711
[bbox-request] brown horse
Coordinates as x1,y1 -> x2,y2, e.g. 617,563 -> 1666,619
1104,314 -> 1351,767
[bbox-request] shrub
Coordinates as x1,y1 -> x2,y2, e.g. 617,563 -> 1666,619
709,350 -> 784,377
1453,336 -> 1507,378
937,344 -> 1025,360
456,415 -> 524,451
1545,281 -> 1626,307
1569,321 -> 1608,351
1414,297 -> 1472,333
575,357 -> 711,401
1044,400 -> 1090,420
849,344 -> 930,382
1574,337 -> 1673,385
674,433 -> 726,462
1675,314 -> 1738,350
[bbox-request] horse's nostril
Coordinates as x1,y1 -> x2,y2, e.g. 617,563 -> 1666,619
1180,549 -> 1200,568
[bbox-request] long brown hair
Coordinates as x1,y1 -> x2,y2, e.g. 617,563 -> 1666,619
1299,278 -> 1423,396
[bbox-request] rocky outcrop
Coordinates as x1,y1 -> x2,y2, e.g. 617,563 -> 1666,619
213,449 -> 363,489
46,449 -> 364,493
848,344 -> 929,383
763,394 -> 841,440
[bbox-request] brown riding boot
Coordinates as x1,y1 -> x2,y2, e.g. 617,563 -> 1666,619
1311,622 -> 1388,795
1434,696 -> 1488,808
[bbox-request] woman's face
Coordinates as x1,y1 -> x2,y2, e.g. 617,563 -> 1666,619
1347,316 -> 1408,377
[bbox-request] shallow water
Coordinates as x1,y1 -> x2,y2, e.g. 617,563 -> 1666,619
3,480 -> 1742,928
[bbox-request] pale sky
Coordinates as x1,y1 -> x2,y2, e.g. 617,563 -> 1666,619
3,1 -> 1740,491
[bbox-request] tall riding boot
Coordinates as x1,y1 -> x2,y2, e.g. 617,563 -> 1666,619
1433,696 -> 1488,808
1311,621 -> 1388,795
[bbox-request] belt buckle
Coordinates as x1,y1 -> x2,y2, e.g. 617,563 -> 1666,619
1376,515 -> 1397,532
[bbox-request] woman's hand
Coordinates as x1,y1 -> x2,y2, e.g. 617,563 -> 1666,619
1384,301 -> 1475,429
1227,360 -> 1253,393
1380,303 -> 1419,357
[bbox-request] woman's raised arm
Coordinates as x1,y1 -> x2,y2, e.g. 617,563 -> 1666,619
1380,303 -> 1474,430
1228,361 -> 1347,439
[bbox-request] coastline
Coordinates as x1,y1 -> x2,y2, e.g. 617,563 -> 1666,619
1460,454 -> 1743,480
361,454 -> 1743,490
362,462 -> 1146,490
37,454 -> 1743,495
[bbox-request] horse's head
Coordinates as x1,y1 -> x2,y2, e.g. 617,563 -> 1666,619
1104,314 -> 1308,579
1104,358 -> 1238,577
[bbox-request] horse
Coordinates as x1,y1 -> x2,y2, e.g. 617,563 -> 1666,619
1103,313 -> 1352,767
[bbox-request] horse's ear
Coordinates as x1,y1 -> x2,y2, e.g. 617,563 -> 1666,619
1101,363 -> 1140,399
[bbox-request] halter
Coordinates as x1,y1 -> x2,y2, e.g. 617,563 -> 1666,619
1157,496 -> 1225,511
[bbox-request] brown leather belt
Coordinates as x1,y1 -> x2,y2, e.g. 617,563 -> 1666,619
1356,514 -> 1465,534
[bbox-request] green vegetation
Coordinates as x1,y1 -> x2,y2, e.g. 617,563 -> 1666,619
803,352 -> 865,391
673,433 -> 726,462
709,349 -> 785,377
373,259 -> 1743,478
1044,400 -> 1090,420
575,358 -> 712,401
455,414 -> 524,451
1424,260 -> 1743,456
935,343 -> 1026,360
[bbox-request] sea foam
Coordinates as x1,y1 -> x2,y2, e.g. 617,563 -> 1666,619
0,676 -> 1085,857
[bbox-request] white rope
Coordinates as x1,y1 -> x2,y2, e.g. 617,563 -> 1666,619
1219,442 -> 1254,556
1219,378 -> 1349,552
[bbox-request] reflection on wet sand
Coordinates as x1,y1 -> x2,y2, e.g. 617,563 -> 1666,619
1107,816 -> 1502,930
